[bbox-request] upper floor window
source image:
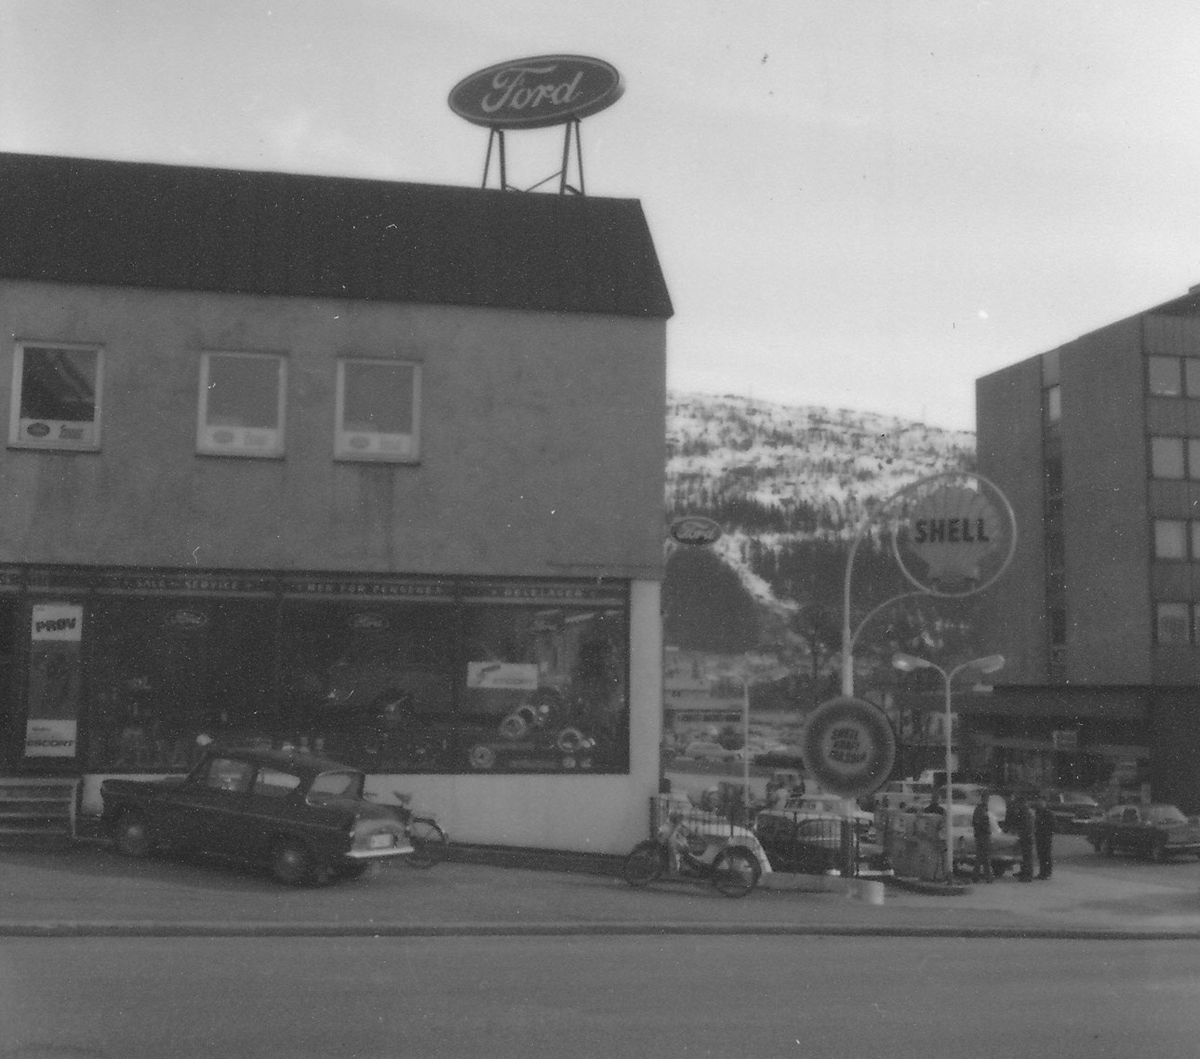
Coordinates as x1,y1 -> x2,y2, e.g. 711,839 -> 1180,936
1147,354 -> 1200,398
1154,519 -> 1188,560
8,341 -> 103,451
1147,437 -> 1200,480
1156,602 -> 1192,646
1149,355 -> 1184,396
1044,384 -> 1061,426
335,359 -> 421,463
197,352 -> 286,458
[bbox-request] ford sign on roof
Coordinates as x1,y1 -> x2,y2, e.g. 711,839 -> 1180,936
449,55 -> 624,130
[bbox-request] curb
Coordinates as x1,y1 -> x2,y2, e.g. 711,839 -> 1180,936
2,920 -> 1197,940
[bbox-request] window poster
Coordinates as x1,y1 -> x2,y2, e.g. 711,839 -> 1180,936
25,603 -> 83,757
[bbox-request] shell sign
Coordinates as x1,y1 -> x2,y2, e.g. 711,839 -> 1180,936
800,697 -> 896,799
901,485 -> 1002,587
449,55 -> 624,129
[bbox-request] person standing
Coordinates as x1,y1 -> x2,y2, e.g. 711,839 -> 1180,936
1016,796 -> 1036,882
1034,796 -> 1054,879
971,793 -> 994,883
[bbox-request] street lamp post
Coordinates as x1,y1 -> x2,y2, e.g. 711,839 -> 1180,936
891,652 -> 1005,884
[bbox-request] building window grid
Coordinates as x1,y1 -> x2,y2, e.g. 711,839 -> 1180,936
1155,602 -> 1195,646
1042,427 -> 1065,678
1149,436 -> 1200,480
1147,353 -> 1200,399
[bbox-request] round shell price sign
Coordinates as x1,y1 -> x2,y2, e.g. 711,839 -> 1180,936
801,696 -> 896,799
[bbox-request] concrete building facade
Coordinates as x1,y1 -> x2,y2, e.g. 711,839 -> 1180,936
974,284 -> 1200,807
0,152 -> 672,853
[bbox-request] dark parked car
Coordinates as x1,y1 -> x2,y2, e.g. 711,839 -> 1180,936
1084,803 -> 1200,861
754,813 -> 868,875
101,745 -> 414,885
1040,789 -> 1103,833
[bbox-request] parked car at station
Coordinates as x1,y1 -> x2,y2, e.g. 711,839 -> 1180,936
682,739 -> 738,762
755,814 -> 856,874
770,793 -> 876,839
1084,803 -> 1200,861
101,744 -> 414,885
881,804 -> 1019,877
1039,789 -> 1103,833
943,804 -> 1022,876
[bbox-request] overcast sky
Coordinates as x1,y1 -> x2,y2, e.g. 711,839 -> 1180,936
2,1 -> 1199,431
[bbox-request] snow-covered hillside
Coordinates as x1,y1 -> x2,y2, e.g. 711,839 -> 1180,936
665,391 -> 976,613
667,391 -> 974,531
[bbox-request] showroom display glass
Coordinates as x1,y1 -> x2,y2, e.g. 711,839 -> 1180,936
76,577 -> 630,775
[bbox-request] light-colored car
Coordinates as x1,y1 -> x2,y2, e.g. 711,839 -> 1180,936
874,780 -> 1005,822
873,779 -> 936,813
781,793 -> 875,828
944,804 -> 1021,875
760,792 -> 878,849
683,739 -> 737,762
879,803 -> 1021,877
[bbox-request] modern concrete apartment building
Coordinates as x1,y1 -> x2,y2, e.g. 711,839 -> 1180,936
975,283 -> 1200,809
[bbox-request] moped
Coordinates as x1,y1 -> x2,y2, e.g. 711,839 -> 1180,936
622,815 -> 762,898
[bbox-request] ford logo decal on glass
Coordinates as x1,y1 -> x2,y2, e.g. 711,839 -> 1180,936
449,55 -> 624,130
165,609 -> 208,630
669,516 -> 723,546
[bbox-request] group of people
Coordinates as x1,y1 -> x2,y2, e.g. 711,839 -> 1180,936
973,790 -> 1054,883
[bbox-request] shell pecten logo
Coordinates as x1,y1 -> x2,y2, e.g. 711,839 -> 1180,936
905,485 -> 1000,583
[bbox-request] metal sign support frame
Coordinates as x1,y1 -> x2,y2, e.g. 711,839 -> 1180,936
480,118 -> 586,195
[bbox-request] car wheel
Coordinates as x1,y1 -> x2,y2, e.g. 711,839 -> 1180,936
498,712 -> 530,740
113,810 -> 154,858
271,839 -> 314,886
468,744 -> 497,769
622,841 -> 665,887
555,726 -> 587,753
1102,838 -> 1115,857
711,848 -> 761,898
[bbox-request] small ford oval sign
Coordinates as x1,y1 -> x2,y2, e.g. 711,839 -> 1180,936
669,516 -> 723,546
449,55 -> 624,130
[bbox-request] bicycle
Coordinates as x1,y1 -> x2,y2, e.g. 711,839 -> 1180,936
389,791 -> 449,869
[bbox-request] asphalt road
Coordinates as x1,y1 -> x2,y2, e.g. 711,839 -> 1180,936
3,934 -> 1200,1058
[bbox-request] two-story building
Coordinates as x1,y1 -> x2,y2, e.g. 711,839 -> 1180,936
0,151 -> 672,853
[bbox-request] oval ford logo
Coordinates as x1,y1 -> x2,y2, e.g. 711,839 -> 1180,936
669,516 -> 723,546
165,609 -> 208,630
349,612 -> 388,630
26,422 -> 51,438
449,55 -> 624,130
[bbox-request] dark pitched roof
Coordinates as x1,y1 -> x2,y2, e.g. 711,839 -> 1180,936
0,152 -> 673,319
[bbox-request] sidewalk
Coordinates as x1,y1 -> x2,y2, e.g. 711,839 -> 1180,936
4,842 -> 1200,938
